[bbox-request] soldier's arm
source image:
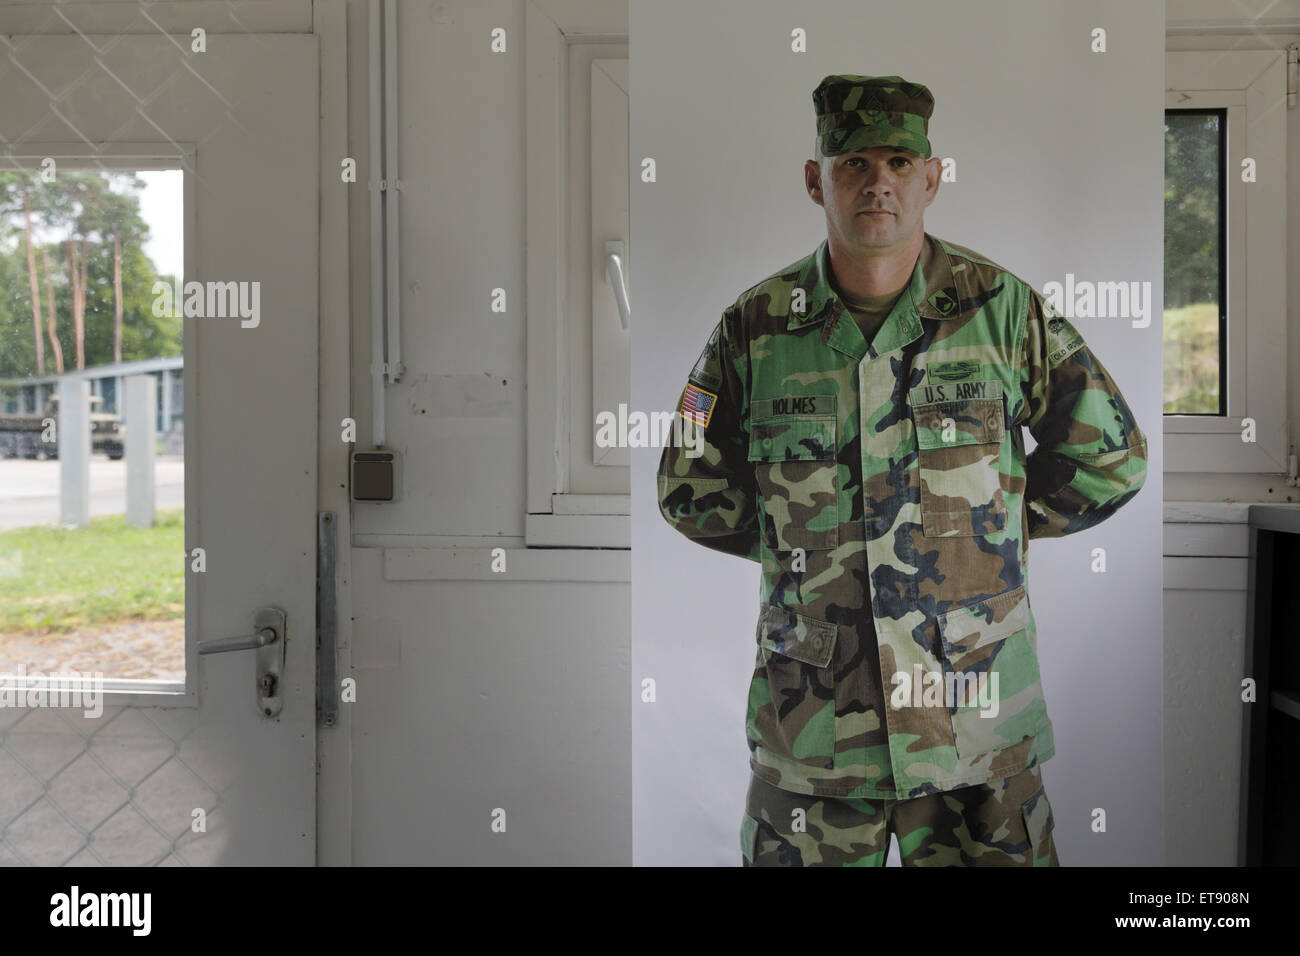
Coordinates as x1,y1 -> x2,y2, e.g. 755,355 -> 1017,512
656,309 -> 761,561
1016,287 -> 1149,539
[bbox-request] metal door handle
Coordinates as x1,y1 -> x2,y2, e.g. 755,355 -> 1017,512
198,626 -> 278,654
604,240 -> 631,329
198,607 -> 287,718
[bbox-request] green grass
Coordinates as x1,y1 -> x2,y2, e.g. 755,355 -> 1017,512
0,509 -> 184,633
1164,302 -> 1220,413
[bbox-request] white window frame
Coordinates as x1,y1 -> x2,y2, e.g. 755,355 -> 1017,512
524,0 -> 630,547
1164,51 -> 1288,474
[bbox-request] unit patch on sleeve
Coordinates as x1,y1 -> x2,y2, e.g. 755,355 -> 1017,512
1040,295 -> 1085,364
1045,314 -> 1085,364
680,382 -> 718,428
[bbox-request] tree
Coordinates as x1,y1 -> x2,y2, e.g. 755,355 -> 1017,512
0,169 -> 177,380
79,173 -> 148,365
0,171 -> 51,375
21,188 -> 45,375
33,175 -> 77,374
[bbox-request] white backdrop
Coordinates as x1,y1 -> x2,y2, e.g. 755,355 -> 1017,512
630,0 -> 1165,866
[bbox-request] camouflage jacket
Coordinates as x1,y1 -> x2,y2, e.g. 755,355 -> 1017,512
657,233 -> 1148,799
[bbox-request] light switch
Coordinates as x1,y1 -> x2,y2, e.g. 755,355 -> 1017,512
351,449 -> 402,502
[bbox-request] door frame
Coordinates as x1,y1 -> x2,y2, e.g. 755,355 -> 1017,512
313,0 -> 355,867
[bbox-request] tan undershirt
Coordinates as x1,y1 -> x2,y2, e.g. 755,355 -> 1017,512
830,238 -> 932,346
838,287 -> 903,346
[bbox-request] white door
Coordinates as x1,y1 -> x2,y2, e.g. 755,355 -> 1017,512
0,33 -> 319,864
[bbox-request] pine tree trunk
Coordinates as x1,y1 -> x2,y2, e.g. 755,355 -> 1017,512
113,229 -> 123,364
42,245 -> 64,373
21,189 -> 45,375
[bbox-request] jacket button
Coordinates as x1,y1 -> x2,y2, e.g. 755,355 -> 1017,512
763,437 -> 772,449
811,635 -> 824,651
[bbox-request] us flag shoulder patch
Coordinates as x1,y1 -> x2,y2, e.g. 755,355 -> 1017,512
679,382 -> 718,428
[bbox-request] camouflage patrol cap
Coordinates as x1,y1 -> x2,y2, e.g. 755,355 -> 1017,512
813,74 -> 935,158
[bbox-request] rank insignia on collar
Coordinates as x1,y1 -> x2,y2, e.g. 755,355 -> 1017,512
929,289 -> 957,315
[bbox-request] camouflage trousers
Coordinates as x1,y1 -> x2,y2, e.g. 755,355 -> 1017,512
741,764 -> 1059,867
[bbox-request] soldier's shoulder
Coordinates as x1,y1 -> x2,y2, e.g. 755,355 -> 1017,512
933,235 -> 1036,298
724,247 -> 818,330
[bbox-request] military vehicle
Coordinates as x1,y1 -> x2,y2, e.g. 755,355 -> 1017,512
0,392 -> 125,459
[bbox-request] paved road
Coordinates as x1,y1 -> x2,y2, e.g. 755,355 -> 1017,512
0,457 -> 184,531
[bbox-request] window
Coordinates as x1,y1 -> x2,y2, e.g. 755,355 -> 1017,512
524,0 -> 630,547
1163,51 -> 1288,474
1163,108 -> 1225,416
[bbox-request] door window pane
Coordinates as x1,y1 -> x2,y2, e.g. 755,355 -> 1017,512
0,168 -> 184,681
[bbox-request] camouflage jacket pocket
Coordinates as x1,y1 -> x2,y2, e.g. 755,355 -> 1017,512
756,602 -> 837,666
750,604 -> 837,770
746,414 -> 839,551
936,585 -> 1048,759
909,388 -> 1008,537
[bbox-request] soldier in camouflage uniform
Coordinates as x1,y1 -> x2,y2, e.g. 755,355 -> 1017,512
656,75 -> 1148,866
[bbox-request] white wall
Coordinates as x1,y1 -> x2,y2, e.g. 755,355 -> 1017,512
335,0 -> 629,864
631,0 -> 1167,865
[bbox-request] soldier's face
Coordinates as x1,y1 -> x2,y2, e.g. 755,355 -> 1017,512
805,146 -> 941,254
